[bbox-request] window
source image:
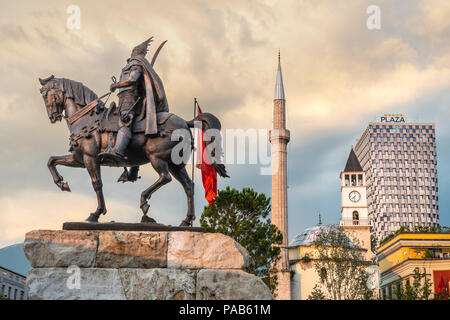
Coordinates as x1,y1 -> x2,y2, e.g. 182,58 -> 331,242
353,211 -> 359,225
358,174 -> 363,186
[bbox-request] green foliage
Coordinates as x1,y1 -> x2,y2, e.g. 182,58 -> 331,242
391,269 -> 432,300
307,284 -> 327,300
200,186 -> 283,295
379,226 -> 410,246
300,255 -> 312,263
380,225 -> 450,246
423,248 -> 433,259
309,224 -> 374,300
434,290 -> 450,300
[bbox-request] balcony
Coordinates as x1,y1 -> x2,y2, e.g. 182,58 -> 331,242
340,218 -> 370,226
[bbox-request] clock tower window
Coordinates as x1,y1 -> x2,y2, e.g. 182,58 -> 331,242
345,175 -> 350,186
353,211 -> 359,225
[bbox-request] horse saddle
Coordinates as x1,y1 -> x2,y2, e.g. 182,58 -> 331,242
69,102 -> 174,149
100,105 -> 173,135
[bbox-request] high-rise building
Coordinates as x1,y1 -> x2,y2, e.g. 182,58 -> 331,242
354,121 -> 439,242
270,52 -> 291,300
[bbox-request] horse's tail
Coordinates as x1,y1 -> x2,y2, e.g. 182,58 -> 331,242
187,113 -> 229,178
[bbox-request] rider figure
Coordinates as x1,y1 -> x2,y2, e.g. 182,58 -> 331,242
100,37 -> 169,163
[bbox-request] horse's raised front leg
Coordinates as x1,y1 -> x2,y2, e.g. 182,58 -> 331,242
83,155 -> 107,222
140,157 -> 172,223
169,165 -> 195,227
47,154 -> 84,192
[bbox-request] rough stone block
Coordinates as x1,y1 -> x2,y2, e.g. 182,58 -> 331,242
196,269 -> 273,300
95,231 -> 167,268
23,230 -> 98,268
119,268 -> 196,300
27,268 -> 126,300
167,232 -> 250,270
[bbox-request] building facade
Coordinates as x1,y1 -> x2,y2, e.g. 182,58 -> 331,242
0,266 -> 28,300
288,222 -> 332,300
354,121 -> 439,242
377,232 -> 450,299
270,53 -> 291,300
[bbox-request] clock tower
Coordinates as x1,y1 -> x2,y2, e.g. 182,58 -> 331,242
339,148 -> 372,259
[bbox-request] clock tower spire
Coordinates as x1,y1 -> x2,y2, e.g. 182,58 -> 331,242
340,148 -> 372,259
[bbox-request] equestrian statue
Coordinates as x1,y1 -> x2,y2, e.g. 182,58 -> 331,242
39,37 -> 229,226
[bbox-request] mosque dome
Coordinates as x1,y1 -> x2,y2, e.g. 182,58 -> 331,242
288,224 -> 357,248
288,225 -> 330,248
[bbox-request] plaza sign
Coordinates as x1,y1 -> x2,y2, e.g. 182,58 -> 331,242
380,114 -> 406,123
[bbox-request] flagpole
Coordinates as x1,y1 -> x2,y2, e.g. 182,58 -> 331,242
192,98 -> 197,193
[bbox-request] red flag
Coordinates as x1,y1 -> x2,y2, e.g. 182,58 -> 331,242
437,275 -> 448,296
196,105 -> 217,205
437,276 -> 445,293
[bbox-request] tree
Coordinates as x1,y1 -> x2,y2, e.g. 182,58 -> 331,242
200,187 -> 283,295
307,224 -> 374,300
308,284 -> 326,300
391,268 -> 432,300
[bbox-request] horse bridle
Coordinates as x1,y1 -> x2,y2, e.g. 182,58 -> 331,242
42,81 -> 65,120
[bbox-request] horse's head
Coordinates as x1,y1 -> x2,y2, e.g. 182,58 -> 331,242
39,75 -> 65,123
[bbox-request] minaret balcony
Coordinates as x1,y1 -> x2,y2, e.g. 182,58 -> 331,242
269,129 -> 290,143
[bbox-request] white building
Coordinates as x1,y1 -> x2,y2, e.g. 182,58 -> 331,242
0,266 -> 28,300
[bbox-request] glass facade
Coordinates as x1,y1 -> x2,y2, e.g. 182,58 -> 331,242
354,122 -> 439,241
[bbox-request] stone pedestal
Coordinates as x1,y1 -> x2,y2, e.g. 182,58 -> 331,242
23,230 -> 273,300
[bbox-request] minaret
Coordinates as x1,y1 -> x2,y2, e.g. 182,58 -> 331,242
269,52 -> 291,300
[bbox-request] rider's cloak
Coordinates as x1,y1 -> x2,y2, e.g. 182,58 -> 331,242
128,55 -> 169,136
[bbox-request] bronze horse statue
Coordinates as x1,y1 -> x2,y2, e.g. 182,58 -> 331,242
38,75 -> 228,226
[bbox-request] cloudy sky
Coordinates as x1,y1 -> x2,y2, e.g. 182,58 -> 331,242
0,0 -> 449,247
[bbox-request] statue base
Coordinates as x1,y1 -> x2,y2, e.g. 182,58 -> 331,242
63,221 -> 205,232
23,229 -> 273,300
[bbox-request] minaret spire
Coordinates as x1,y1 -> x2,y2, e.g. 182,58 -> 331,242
274,51 -> 285,100
270,52 -> 291,300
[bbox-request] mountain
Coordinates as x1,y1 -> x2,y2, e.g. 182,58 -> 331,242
0,243 -> 31,276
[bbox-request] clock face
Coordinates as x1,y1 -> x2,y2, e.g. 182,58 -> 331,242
349,191 -> 361,202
